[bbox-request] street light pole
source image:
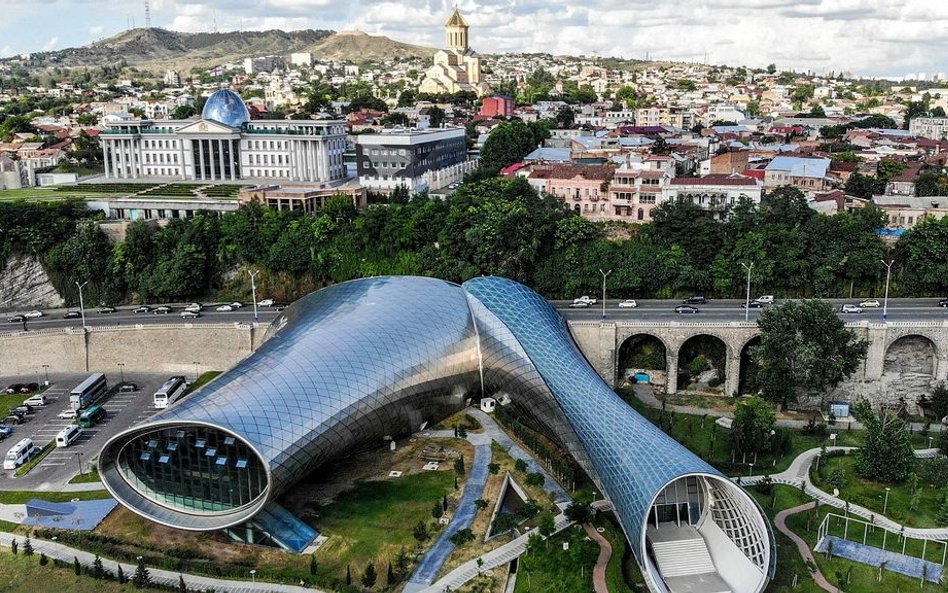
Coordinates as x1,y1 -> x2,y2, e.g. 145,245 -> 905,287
880,259 -> 894,322
599,269 -> 612,320
883,487 -> 891,514
117,363 -> 125,384
42,364 -> 49,386
248,269 -> 259,323
75,451 -> 83,477
192,361 -> 200,382
741,262 -> 755,323
75,281 -> 88,329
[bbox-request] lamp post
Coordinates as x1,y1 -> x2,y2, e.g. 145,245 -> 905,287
880,259 -> 894,322
883,487 -> 891,514
192,361 -> 200,382
741,262 -> 754,323
248,269 -> 259,323
599,269 -> 612,320
75,451 -> 83,477
75,281 -> 88,329
250,569 -> 256,583
117,363 -> 125,385
41,364 -> 49,386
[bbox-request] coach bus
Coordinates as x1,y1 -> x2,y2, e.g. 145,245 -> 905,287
153,376 -> 188,409
69,373 -> 108,411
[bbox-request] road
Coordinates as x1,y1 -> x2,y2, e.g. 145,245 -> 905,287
3,298 -> 948,331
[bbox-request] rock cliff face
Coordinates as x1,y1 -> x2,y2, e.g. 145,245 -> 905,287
0,255 -> 64,309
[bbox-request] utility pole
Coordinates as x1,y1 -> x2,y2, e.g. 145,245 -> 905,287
599,269 -> 612,320
881,259 -> 895,322
75,281 -> 88,330
741,262 -> 754,322
248,269 -> 259,323
144,2 -> 151,28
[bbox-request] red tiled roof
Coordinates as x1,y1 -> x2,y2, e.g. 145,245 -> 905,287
742,169 -> 766,181
529,164 -> 615,181
670,175 -> 758,187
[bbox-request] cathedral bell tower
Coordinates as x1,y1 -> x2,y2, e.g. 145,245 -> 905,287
445,8 -> 469,52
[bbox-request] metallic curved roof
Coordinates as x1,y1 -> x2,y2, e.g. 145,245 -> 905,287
201,89 -> 251,127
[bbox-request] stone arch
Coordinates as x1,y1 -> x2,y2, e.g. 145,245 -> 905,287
738,335 -> 761,396
881,334 -> 939,413
617,333 -> 669,386
676,334 -> 729,394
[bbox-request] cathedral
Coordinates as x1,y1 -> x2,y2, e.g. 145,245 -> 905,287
419,9 -> 488,96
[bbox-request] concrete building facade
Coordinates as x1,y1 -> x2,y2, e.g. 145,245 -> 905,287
353,127 -> 471,192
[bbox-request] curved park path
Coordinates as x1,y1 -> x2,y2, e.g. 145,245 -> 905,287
583,523 -> 613,593
773,502 -> 840,593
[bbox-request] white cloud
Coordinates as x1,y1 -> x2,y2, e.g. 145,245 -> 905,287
89,25 -> 103,35
41,36 -> 59,51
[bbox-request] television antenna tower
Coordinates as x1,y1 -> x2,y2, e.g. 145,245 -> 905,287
144,2 -> 151,28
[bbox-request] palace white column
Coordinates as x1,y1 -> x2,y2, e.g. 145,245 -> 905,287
102,140 -> 111,178
217,139 -> 226,182
197,140 -> 205,181
319,140 -> 330,181
117,139 -> 127,179
179,140 -> 187,180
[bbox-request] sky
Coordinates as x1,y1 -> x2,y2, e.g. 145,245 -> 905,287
0,0 -> 946,79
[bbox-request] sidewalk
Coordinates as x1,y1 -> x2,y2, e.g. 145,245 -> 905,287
583,523 -> 612,593
0,530 -> 324,593
774,503 -> 840,593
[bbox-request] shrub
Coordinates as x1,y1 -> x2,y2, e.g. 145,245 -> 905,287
525,472 -> 545,487
449,528 -> 475,546
514,459 -> 528,473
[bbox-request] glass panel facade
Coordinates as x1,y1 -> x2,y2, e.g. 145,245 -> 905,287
117,426 -> 266,514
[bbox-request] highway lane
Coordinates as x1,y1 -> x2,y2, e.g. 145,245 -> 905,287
2,298 -> 947,331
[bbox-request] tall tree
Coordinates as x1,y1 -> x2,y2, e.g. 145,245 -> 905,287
479,120 -> 540,171
731,396 -> 776,456
854,400 -> 914,482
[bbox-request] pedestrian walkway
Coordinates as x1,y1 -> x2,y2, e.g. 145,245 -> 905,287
0,530 -> 323,593
774,503 -> 840,593
815,535 -> 943,583
583,523 -> 613,593
742,447 -> 948,540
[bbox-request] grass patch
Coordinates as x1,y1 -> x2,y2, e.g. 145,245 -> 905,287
183,371 -> 221,396
0,490 -> 110,505
310,470 -> 456,584
0,549 -> 168,593
68,466 -> 101,484
597,515 -> 643,593
14,440 -> 55,477
811,454 -> 944,529
514,525 -> 599,593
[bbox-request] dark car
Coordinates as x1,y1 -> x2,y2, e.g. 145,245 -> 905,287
154,306 -> 173,314
0,424 -> 12,439
3,415 -> 23,426
741,301 -> 765,309
675,305 -> 700,315
98,306 -> 117,314
133,305 -> 153,313
939,298 -> 948,308
6,315 -> 25,323
63,311 -> 81,319
273,304 -> 288,311
682,296 -> 707,305
10,405 -> 32,416
119,383 -> 139,393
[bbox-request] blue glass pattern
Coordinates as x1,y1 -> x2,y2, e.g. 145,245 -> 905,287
201,89 -> 251,127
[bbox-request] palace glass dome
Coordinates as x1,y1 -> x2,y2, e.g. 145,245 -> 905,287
201,89 -> 251,127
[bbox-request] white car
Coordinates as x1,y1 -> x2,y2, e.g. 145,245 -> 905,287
618,299 -> 638,308
57,409 -> 77,420
216,305 -> 234,312
841,304 -> 863,314
180,311 -> 201,319
259,299 -> 275,307
23,310 -> 43,318
229,302 -> 243,309
859,299 -> 881,308
184,303 -> 202,313
568,301 -> 590,308
573,296 -> 597,305
754,295 -> 775,305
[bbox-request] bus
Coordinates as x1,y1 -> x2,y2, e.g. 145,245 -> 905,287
3,438 -> 38,470
78,405 -> 106,428
55,424 -> 83,448
153,376 -> 188,409
69,373 -> 108,411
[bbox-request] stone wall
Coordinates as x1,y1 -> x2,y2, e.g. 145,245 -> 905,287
0,254 -> 64,309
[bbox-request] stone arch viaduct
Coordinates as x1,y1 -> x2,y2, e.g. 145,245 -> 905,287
568,320 -> 948,397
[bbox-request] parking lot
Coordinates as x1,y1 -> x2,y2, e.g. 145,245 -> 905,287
0,372 -> 176,491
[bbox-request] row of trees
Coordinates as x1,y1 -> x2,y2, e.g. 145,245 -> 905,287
4,180 -> 948,308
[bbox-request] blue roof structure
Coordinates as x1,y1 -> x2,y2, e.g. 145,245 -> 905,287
201,89 -> 251,127
765,155 -> 830,178
100,276 -> 773,593
524,147 -> 571,162
23,498 -> 118,531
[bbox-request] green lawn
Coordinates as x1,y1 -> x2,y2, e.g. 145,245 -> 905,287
183,371 -> 221,396
811,454 -> 945,528
514,525 -> 600,593
308,469 -> 457,585
68,467 -> 101,484
0,549 -> 168,592
596,515 -> 643,593
0,490 -> 110,505
14,439 -> 55,477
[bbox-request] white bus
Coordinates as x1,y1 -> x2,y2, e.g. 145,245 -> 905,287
4,438 -> 37,470
154,376 -> 188,409
55,425 -> 83,448
69,373 -> 108,411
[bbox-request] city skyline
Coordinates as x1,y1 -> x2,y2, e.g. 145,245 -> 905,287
2,0 -> 947,79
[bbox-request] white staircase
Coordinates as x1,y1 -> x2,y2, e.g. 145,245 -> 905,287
651,537 -> 716,577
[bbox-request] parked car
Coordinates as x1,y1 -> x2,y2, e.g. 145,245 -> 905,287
180,311 -> 201,319
259,299 -> 275,307
62,311 -> 81,319
154,306 -> 173,314
119,383 -> 138,393
216,305 -> 234,312
754,295 -> 775,305
841,304 -> 863,314
133,305 -> 153,313
10,406 -> 32,416
5,383 -> 38,394
618,299 -> 638,308
6,315 -> 24,323
57,409 -> 78,420
573,295 -> 597,305
3,415 -> 23,426
741,301 -> 765,309
23,310 -> 43,318
675,305 -> 700,315
98,306 -> 117,314
938,298 -> 948,308
682,296 -> 707,305
859,299 -> 881,308
22,394 -> 47,407
0,425 -> 12,439
568,301 -> 590,308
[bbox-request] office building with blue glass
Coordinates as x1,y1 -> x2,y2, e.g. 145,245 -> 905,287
99,276 -> 774,593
